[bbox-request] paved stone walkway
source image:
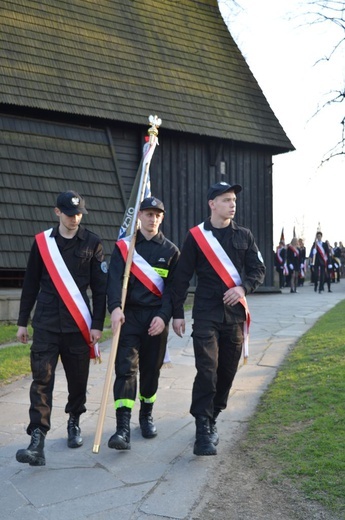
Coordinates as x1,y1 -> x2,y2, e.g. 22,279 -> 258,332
0,282 -> 344,519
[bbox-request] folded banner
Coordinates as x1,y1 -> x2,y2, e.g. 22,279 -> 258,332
118,139 -> 154,240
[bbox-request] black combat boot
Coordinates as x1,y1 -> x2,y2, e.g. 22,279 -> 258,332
139,402 -> 157,438
108,407 -> 131,450
16,428 -> 46,466
193,416 -> 217,456
67,414 -> 83,448
209,409 -> 220,446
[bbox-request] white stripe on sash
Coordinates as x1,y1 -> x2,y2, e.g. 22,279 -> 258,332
121,236 -> 164,294
41,230 -> 92,326
36,229 -> 99,359
190,223 -> 250,361
195,224 -> 242,285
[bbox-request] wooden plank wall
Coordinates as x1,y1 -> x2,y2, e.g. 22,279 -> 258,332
0,115 -> 274,285
149,132 -> 274,286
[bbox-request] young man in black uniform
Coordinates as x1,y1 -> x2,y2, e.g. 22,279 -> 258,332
172,182 -> 266,456
310,231 -> 329,293
107,196 -> 179,450
286,237 -> 300,293
16,191 -> 107,466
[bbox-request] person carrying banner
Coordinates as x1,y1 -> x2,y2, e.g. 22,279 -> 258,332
171,182 -> 265,456
15,191 -> 107,466
107,196 -> 179,451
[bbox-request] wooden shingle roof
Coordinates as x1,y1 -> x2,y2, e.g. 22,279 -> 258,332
0,0 -> 293,153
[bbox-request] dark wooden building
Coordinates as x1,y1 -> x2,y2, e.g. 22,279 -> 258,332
0,0 -> 294,288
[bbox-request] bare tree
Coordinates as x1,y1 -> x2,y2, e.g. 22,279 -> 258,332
299,1 -> 344,162
219,0 -> 345,163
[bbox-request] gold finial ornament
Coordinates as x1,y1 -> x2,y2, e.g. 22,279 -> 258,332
148,114 -> 162,140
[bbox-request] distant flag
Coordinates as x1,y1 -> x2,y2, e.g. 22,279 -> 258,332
280,227 -> 285,244
118,137 -> 153,240
293,226 -> 296,238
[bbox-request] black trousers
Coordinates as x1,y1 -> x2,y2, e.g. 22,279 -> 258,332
113,307 -> 168,407
27,329 -> 90,435
190,319 -> 243,419
276,267 -> 285,288
314,266 -> 326,291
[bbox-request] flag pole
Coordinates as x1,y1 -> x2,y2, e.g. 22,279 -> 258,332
92,115 -> 161,454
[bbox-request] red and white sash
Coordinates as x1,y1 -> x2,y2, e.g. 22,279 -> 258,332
190,223 -> 251,361
35,229 -> 100,360
276,247 -> 284,265
116,236 -> 164,297
316,242 -> 327,266
277,248 -> 289,275
288,245 -> 299,257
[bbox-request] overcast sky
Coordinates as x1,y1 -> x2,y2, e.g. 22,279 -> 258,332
219,0 -> 345,248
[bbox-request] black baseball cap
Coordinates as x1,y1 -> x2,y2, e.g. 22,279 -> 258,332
207,182 -> 242,201
56,191 -> 88,216
139,196 -> 165,213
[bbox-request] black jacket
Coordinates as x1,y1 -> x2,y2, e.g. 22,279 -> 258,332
17,225 -> 107,332
172,218 -> 266,323
286,245 -> 300,271
309,241 -> 329,268
107,230 -> 180,325
274,247 -> 286,269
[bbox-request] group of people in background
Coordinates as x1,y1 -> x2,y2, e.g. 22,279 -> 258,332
274,234 -> 344,293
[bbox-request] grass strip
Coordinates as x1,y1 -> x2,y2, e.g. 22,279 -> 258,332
0,317 -> 113,385
0,344 -> 31,384
243,299 -> 345,514
0,324 -> 32,345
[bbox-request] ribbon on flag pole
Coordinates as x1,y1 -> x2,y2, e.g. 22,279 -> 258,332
92,115 -> 162,454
